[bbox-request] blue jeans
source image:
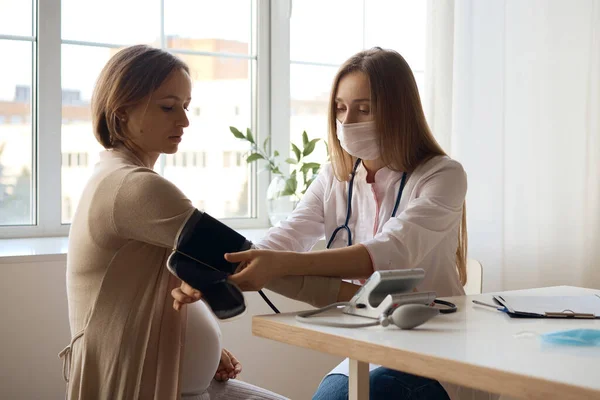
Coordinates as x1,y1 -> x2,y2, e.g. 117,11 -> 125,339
312,368 -> 450,400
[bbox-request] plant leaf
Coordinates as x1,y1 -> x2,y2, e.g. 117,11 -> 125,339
263,136 -> 270,152
291,143 -> 301,162
302,138 -> 320,157
245,128 -> 255,144
285,158 -> 297,164
273,150 -> 280,157
284,175 -> 298,195
303,140 -> 317,157
305,162 -> 321,169
246,153 -> 264,163
300,162 -> 320,174
302,131 -> 309,147
230,126 -> 245,139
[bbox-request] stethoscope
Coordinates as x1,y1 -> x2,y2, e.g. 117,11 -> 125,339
323,158 -> 457,316
267,157 -> 457,317
326,158 -> 408,249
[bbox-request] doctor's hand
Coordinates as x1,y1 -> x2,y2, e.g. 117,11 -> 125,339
214,348 -> 242,382
226,249 -> 290,291
171,281 -> 202,311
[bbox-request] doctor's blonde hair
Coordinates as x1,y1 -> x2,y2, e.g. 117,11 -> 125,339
327,47 -> 468,286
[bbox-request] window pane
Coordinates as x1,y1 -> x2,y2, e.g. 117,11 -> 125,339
162,56 -> 254,219
61,45 -> 110,223
364,0 -> 426,71
61,0 -> 160,45
0,40 -> 33,225
0,0 -> 33,37
290,64 -> 337,166
290,0 -> 363,64
60,49 -> 256,223
164,0 -> 255,56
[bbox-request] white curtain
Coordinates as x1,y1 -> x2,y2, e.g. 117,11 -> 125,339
425,0 -> 600,292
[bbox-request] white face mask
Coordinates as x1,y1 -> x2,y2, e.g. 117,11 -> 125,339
336,120 -> 381,160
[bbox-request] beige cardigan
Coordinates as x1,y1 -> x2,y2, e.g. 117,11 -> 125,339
61,147 -> 195,400
60,146 -> 341,399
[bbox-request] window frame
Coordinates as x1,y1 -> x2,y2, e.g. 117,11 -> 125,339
0,0 -> 281,238
1,0 -> 426,239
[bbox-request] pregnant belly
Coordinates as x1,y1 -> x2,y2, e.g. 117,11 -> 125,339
180,301 -> 222,394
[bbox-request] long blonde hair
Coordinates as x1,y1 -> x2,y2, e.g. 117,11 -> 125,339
327,48 -> 467,285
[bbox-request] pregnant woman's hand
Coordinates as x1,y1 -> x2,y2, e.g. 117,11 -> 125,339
214,348 -> 242,382
171,281 -> 201,311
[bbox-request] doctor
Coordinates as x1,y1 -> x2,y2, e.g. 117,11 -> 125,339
174,47 -> 474,400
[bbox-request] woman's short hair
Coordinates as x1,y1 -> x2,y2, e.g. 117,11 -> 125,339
91,45 -> 190,149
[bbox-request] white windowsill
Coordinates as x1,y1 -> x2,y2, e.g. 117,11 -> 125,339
0,228 -> 272,264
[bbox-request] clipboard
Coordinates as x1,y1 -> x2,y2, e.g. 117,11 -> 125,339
493,295 -> 600,319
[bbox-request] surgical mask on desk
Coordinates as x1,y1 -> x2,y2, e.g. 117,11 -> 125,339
540,329 -> 600,346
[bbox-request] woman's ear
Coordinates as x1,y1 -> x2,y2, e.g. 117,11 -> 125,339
115,108 -> 128,123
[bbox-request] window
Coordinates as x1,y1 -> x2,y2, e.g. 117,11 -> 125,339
289,0 -> 427,166
196,151 -> 207,168
165,151 -> 208,168
59,0 -> 259,224
0,0 -> 427,238
223,151 -> 233,168
15,86 -> 31,102
63,197 -> 72,222
60,152 -> 88,168
181,152 -> 188,168
0,3 -> 35,226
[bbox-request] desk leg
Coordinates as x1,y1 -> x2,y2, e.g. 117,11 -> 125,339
349,359 -> 369,400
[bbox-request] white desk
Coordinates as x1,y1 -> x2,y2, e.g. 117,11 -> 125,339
252,286 -> 600,400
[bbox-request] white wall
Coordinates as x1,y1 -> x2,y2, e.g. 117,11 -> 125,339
0,256 -> 71,400
0,255 -> 342,400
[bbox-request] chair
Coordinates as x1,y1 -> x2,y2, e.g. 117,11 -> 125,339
464,258 -> 483,295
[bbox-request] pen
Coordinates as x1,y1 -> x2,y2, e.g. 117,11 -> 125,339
472,299 -> 507,312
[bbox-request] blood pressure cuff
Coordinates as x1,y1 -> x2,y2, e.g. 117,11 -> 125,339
166,209 -> 252,320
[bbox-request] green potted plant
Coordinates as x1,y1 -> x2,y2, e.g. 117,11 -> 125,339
230,126 -> 328,225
